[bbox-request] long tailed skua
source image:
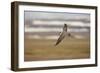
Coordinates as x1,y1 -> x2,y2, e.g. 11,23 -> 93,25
55,24 -> 73,46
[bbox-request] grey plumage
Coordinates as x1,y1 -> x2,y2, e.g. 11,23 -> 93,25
55,24 -> 72,46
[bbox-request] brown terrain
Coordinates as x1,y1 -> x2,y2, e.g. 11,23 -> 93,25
24,36 -> 90,61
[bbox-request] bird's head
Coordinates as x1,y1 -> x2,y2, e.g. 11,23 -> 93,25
64,24 -> 67,27
63,24 -> 68,31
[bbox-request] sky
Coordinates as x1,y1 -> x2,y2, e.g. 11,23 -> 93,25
24,11 -> 90,39
24,11 -> 90,23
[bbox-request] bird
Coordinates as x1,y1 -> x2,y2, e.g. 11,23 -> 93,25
55,24 -> 73,46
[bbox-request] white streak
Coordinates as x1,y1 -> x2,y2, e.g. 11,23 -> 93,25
25,27 -> 88,32
32,20 -> 90,27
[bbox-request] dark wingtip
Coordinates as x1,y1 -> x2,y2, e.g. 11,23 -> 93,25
54,43 -> 57,46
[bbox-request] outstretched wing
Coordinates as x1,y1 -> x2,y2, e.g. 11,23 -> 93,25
55,32 -> 65,46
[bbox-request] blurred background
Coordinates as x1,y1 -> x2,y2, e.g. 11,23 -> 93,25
24,11 -> 90,61
24,11 -> 90,40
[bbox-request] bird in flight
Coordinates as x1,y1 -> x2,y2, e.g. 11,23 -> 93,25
55,24 -> 73,46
